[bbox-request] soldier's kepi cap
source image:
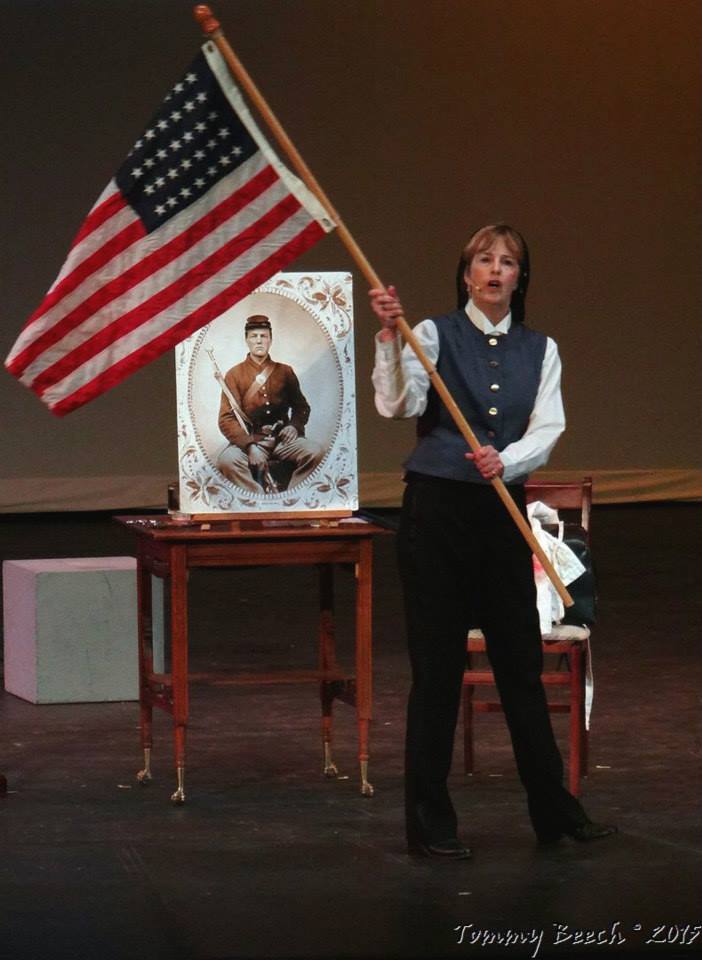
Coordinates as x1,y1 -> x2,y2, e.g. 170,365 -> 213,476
244,315 -> 272,333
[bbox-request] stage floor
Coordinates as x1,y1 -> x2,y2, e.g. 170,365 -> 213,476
1,503 -> 700,960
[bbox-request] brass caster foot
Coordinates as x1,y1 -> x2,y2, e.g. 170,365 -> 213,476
170,765 -> 185,804
136,748 -> 152,784
360,759 -> 374,797
323,742 -> 339,778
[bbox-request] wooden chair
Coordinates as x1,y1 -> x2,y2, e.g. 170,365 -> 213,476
461,478 -> 593,796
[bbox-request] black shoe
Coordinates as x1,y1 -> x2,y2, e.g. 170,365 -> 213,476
567,820 -> 618,842
408,838 -> 472,860
536,819 -> 617,845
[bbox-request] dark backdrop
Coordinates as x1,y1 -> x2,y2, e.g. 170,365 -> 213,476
2,0 -> 700,509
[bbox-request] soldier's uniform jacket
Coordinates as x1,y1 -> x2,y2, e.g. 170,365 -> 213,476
218,355 -> 311,449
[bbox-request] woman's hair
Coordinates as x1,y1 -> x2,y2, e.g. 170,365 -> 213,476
455,223 -> 530,323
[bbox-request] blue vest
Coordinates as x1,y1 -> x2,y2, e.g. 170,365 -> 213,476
405,310 -> 547,485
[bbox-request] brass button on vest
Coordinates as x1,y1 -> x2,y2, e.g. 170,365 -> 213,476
488,337 -> 498,346
488,406 -> 498,416
489,360 -> 499,367
490,383 -> 500,392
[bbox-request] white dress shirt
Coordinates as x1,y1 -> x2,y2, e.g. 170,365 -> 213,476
371,300 -> 566,482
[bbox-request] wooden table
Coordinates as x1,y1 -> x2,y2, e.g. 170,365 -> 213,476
117,515 -> 386,803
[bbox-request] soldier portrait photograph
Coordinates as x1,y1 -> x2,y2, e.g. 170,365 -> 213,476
214,314 -> 324,493
176,274 -> 357,514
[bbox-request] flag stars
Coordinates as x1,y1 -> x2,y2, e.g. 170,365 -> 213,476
115,56 -> 260,228
76,51 -> 303,328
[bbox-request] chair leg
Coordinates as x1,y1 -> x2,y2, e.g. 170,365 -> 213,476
568,644 -> 585,796
582,718 -> 589,779
462,683 -> 476,774
582,642 -> 591,778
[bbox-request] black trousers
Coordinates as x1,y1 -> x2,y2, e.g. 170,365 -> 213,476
398,474 -> 586,844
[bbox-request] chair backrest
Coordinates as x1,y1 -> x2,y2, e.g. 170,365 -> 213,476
524,477 -> 592,540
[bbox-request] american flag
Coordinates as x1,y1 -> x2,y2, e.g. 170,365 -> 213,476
5,44 -> 334,415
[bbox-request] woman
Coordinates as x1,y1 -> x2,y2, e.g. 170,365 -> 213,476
370,223 -> 615,859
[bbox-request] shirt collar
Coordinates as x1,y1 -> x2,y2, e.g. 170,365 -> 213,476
465,299 -> 512,336
246,354 -> 273,369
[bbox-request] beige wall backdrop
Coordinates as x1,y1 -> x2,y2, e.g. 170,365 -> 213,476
1,0 -> 700,510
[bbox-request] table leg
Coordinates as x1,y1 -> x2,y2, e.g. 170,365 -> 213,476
318,564 -> 339,778
355,539 -> 374,797
169,545 -> 189,804
136,550 -> 154,784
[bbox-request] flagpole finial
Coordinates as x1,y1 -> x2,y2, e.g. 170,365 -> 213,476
193,5 -> 220,34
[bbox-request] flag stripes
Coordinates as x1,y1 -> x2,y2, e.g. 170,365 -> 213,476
32,188 -> 311,398
67,190 -> 129,258
48,219 -> 324,416
5,46 -> 334,415
12,157 -> 282,383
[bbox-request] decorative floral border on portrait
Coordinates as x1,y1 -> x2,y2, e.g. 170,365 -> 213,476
175,272 -> 358,515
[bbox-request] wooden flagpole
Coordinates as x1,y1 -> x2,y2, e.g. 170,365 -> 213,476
193,5 -> 573,608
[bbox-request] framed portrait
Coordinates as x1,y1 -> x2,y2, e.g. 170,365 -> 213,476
175,272 -> 357,517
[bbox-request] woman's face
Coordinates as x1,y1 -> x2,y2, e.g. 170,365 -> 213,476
464,237 -> 521,320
